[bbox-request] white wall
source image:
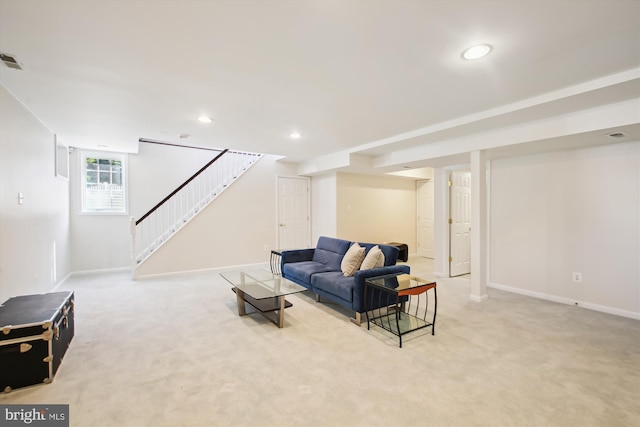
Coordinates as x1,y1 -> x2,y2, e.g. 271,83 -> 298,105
310,172 -> 337,242
336,173 -> 416,248
0,86 -> 71,301
489,140 -> 640,318
70,142 -> 222,272
69,149 -> 131,272
134,155 -> 298,277
129,143 -> 221,219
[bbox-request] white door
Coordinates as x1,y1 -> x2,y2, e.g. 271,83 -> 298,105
277,177 -> 310,250
417,180 -> 434,258
450,171 -> 471,276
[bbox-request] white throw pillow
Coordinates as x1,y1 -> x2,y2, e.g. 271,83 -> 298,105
361,245 -> 385,270
341,243 -> 366,277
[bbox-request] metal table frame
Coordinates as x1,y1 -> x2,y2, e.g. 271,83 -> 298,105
364,273 -> 437,347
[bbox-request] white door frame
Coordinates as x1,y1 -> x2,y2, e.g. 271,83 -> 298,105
449,170 -> 472,277
433,157 -> 490,299
434,166 -> 471,277
433,168 -> 450,277
276,176 -> 311,250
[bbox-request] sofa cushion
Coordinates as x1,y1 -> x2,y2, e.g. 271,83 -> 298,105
311,236 -> 351,271
311,272 -> 354,302
360,243 -> 399,266
361,245 -> 385,270
341,243 -> 366,276
283,261 -> 335,285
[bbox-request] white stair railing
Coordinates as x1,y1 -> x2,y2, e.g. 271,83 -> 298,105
130,149 -> 262,273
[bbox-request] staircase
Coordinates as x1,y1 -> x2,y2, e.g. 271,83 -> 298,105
130,149 -> 262,275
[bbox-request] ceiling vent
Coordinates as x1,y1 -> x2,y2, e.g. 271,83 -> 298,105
0,53 -> 23,70
606,132 -> 627,139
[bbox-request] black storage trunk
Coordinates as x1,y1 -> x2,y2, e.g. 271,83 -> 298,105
0,291 -> 74,393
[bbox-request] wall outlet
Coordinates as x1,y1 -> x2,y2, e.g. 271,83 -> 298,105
264,244 -> 269,252
572,272 -> 582,283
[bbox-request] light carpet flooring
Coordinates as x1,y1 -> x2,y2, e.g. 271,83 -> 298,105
1,256 -> 639,427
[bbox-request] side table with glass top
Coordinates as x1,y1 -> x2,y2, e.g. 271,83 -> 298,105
364,273 -> 437,348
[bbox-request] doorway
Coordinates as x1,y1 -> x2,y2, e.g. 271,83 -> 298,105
277,176 -> 310,250
449,171 -> 471,276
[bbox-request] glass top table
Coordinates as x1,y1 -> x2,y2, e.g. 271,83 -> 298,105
364,273 -> 437,347
220,269 -> 306,328
365,274 -> 437,294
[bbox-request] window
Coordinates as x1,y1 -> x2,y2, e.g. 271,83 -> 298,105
81,151 -> 127,214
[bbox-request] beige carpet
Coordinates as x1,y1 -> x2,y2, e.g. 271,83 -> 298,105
1,257 -> 639,427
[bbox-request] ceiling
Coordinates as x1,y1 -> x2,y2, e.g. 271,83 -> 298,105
1,0 -> 639,174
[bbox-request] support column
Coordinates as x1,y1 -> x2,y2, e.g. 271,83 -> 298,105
470,150 -> 488,302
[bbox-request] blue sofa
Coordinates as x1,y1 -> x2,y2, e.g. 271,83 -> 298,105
281,236 -> 410,324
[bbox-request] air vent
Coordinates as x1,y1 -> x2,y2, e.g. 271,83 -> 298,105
0,53 -> 23,71
606,132 -> 627,139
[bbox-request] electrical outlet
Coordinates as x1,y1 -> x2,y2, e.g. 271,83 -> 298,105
572,272 -> 582,283
263,244 -> 269,252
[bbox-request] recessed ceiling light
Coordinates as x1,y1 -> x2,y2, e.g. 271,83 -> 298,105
462,44 -> 492,60
289,131 -> 301,139
198,116 -> 212,123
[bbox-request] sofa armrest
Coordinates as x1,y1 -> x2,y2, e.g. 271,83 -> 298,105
281,248 -> 315,270
352,265 -> 411,313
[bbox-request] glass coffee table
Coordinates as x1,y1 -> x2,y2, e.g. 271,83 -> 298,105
220,269 -> 307,328
364,273 -> 437,347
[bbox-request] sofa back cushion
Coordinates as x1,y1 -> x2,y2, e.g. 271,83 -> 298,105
312,236 -> 351,271
360,245 -> 385,270
341,242 -> 366,276
361,243 -> 399,266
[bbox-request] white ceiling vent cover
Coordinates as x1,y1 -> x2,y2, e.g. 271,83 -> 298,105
606,132 -> 627,139
0,53 -> 23,70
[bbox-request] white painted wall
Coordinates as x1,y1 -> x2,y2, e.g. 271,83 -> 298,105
134,156 -> 298,277
489,140 -> 640,318
0,86 -> 71,301
69,149 -> 131,272
70,142 -> 222,272
129,143 -> 222,219
310,172 -> 337,243
336,173 -> 416,248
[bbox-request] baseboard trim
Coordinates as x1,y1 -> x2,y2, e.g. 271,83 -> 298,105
489,282 -> 640,320
71,266 -> 131,276
50,272 -> 73,292
469,294 -> 489,302
133,262 -> 269,280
